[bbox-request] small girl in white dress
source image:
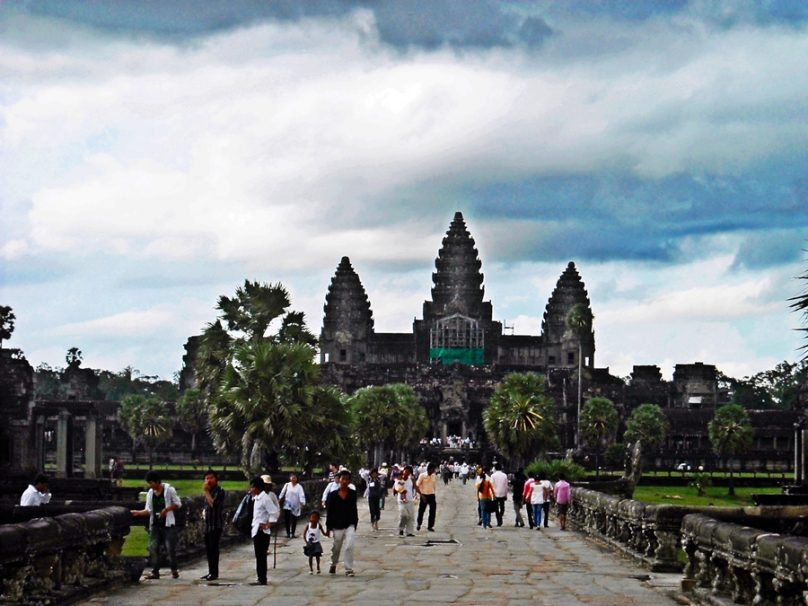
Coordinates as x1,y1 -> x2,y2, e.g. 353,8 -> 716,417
303,510 -> 327,574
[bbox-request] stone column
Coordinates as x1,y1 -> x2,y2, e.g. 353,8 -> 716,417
34,414 -> 46,472
84,414 -> 102,479
56,410 -> 73,478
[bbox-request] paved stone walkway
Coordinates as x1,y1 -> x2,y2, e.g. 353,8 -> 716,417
83,480 -> 685,605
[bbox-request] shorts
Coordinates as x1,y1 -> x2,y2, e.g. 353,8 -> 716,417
556,503 -> 569,515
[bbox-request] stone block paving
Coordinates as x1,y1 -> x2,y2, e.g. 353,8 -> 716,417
83,480 -> 685,605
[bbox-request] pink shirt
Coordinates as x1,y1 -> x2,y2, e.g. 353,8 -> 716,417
554,480 -> 571,505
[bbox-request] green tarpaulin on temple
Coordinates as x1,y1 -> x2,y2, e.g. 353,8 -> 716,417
429,347 -> 484,365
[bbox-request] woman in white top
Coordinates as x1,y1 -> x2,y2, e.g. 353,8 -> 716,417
529,473 -> 553,529
280,473 -> 307,538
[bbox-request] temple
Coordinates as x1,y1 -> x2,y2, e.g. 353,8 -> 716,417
320,212 -> 595,370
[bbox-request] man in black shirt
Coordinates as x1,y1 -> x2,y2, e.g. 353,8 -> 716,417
326,469 -> 358,576
201,470 -> 225,581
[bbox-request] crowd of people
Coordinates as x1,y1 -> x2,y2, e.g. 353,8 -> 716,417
19,458 -> 572,585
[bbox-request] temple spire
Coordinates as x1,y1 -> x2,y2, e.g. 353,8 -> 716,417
429,211 -> 485,318
320,256 -> 374,364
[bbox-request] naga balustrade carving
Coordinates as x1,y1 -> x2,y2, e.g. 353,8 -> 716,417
682,513 -> 808,605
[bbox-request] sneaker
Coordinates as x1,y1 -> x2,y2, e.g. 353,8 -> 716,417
309,571 -> 313,575
329,565 -> 336,574
427,528 -> 435,532
317,570 -> 321,574
417,525 -> 421,531
345,570 -> 355,577
144,572 -> 160,580
171,570 -> 179,579
406,533 -> 415,537
249,580 -> 267,586
399,530 -> 404,536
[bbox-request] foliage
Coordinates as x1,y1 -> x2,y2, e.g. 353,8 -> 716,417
719,361 -> 807,410
483,372 -> 559,466
175,388 -> 207,455
65,347 -> 83,368
198,280 -> 328,476
347,383 -> 429,466
624,403 -> 668,451
579,397 -> 618,454
791,260 -> 808,361
97,366 -> 178,401
525,458 -> 586,482
689,472 -> 712,497
708,404 -> 754,458
118,394 -> 172,467
0,305 -> 15,347
708,403 -> 754,496
565,302 -> 593,336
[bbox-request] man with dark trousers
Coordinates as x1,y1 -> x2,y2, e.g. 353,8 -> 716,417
249,476 -> 279,585
415,463 -> 437,532
201,470 -> 225,581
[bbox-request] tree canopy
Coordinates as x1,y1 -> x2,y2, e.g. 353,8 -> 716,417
483,372 -> 559,467
623,403 -> 668,451
580,396 -> 618,454
0,305 -> 15,347
708,403 -> 754,495
118,394 -> 172,467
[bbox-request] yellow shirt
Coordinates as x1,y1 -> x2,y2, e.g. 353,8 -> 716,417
416,472 -> 436,495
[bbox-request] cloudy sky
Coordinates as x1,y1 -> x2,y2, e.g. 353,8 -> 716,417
1,0 -> 807,381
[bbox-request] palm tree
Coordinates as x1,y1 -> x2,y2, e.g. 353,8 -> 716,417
580,396 -> 618,477
348,384 -> 428,467
566,303 -> 593,449
708,403 -> 754,496
623,403 -> 668,450
217,279 -> 291,341
483,372 -> 559,467
118,394 -> 172,468
175,388 -> 207,458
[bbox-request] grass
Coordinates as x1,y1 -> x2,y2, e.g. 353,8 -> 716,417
632,485 -> 782,507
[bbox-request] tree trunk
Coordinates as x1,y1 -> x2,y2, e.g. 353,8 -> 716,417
190,432 -> 197,458
728,467 -> 736,497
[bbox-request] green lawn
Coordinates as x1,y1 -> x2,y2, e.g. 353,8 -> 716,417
632,485 -> 782,507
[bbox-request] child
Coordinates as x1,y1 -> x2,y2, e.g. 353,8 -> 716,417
303,510 -> 327,574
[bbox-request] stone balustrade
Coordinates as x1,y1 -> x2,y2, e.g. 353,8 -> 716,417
0,506 -> 131,604
567,487 -> 749,572
682,513 -> 808,605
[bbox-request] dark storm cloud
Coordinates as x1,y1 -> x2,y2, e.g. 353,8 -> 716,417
465,169 -> 808,267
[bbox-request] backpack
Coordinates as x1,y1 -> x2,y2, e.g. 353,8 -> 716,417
232,493 -> 254,536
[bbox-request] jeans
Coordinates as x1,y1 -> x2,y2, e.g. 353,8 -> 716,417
417,494 -> 436,530
532,503 -> 543,527
330,526 -> 356,571
253,531 -> 270,583
481,501 -> 493,528
148,525 -> 178,573
204,528 -> 222,577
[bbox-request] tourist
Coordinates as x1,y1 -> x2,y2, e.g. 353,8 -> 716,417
250,475 -> 279,586
460,461 -> 469,485
364,468 -> 384,531
378,463 -> 389,510
20,473 -> 51,506
303,510 -> 327,574
522,475 -> 536,528
325,470 -> 358,576
415,462 -> 437,532
130,471 -> 182,580
201,470 -> 225,581
279,473 -> 306,538
538,473 -> 553,528
441,461 -> 452,486
477,470 -> 495,529
474,467 -> 484,525
554,473 -> 571,531
112,458 -> 125,486
511,468 -> 527,528
260,474 -> 281,512
490,464 -> 509,527
394,465 -> 416,537
321,469 -> 355,509
528,472 -> 553,529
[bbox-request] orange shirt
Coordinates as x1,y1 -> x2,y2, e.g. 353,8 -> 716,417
416,472 -> 436,495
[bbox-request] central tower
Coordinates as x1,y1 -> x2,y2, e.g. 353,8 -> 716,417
414,212 -> 501,364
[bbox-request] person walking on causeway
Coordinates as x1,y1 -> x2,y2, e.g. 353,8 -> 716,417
326,469 -> 358,576
303,510 -> 327,574
415,463 -> 437,532
364,468 -> 384,531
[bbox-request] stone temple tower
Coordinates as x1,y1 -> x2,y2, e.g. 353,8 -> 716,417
319,256 -> 374,364
414,212 -> 501,364
541,261 -> 595,368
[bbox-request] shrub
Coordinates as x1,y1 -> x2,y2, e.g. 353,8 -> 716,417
525,458 -> 586,482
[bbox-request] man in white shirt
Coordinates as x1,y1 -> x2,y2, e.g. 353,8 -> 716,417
250,476 -> 279,586
394,465 -> 416,537
20,474 -> 51,506
490,465 -> 509,527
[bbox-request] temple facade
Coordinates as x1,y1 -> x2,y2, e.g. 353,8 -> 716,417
320,212 -> 595,371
